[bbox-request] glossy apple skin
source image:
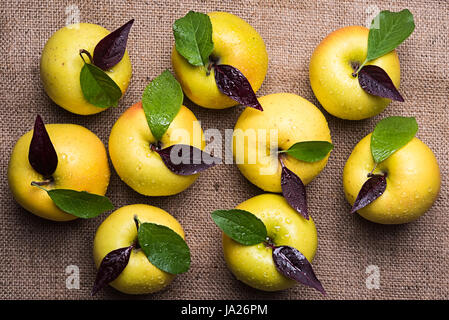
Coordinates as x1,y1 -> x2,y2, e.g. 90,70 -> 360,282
309,26 -> 401,120
108,102 -> 205,196
222,194 -> 318,291
343,134 -> 440,224
233,93 -> 332,192
93,204 -> 185,295
40,23 -> 132,115
172,11 -> 268,109
8,124 -> 110,221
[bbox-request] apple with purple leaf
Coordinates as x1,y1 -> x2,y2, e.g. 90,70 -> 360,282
343,116 -> 440,224
309,9 -> 414,120
8,115 -> 112,221
40,20 -> 134,115
92,204 -> 190,295
233,92 -> 333,219
171,11 -> 268,110
109,70 -> 219,197
212,194 -> 325,293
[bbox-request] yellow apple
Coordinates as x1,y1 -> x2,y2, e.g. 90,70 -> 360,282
8,124 -> 110,221
233,93 -> 332,192
343,134 -> 440,224
309,26 -> 401,120
40,23 -> 132,115
171,11 -> 268,109
93,204 -> 185,294
222,194 -> 318,291
108,102 -> 205,196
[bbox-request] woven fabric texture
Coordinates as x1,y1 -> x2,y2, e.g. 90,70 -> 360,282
0,0 -> 448,299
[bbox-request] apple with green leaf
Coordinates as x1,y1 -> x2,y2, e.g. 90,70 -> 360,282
212,194 -> 325,293
233,92 -> 333,220
8,115 -> 113,221
92,204 -> 190,295
172,11 -> 267,110
109,70 -> 220,196
310,9 -> 415,120
40,20 -> 134,115
343,116 -> 440,224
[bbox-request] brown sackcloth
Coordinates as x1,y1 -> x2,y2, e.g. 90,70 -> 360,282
0,0 -> 448,300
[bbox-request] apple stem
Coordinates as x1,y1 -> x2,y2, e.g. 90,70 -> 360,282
79,49 -> 93,64
30,178 -> 53,187
367,164 -> 378,177
133,215 -> 141,231
352,59 -> 368,77
264,237 -> 276,249
367,166 -> 388,178
206,63 -> 212,76
30,181 -> 50,192
150,141 -> 162,152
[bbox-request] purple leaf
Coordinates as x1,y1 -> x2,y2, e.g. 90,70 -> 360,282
28,115 -> 58,178
214,64 -> 263,111
93,19 -> 134,70
92,245 -> 133,296
281,163 -> 308,220
272,245 -> 326,295
351,174 -> 387,213
154,144 -> 221,175
358,65 -> 404,101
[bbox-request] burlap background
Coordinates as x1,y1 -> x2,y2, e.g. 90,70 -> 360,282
0,0 -> 447,300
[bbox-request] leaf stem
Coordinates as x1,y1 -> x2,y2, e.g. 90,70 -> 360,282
278,154 -> 286,168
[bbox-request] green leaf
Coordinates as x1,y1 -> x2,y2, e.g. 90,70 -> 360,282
371,116 -> 418,163
173,11 -> 214,66
46,188 -> 113,218
137,222 -> 190,274
366,9 -> 415,62
281,141 -> 334,162
211,209 -> 267,246
142,70 -> 183,141
80,62 -> 122,108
